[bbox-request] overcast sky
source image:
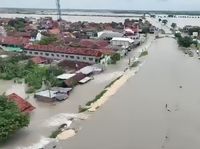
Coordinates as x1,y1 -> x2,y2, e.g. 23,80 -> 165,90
0,0 -> 200,11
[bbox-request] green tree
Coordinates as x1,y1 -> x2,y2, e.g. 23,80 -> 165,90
171,23 -> 177,29
0,95 -> 30,141
111,53 -> 121,64
162,19 -> 168,25
174,33 -> 182,38
38,36 -> 57,45
178,36 -> 193,48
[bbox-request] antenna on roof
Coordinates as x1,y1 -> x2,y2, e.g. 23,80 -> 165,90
56,0 -> 62,21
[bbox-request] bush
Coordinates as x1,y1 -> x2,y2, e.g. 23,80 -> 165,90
86,90 -> 107,106
0,56 -> 64,92
26,87 -> 35,94
139,51 -> 148,57
50,128 -> 61,138
174,33 -> 182,38
38,36 -> 57,45
111,53 -> 120,64
178,36 -> 193,48
105,76 -> 122,89
130,61 -> 140,68
78,105 -> 89,113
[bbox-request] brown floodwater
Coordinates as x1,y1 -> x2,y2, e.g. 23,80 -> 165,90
0,35 -> 153,149
60,37 -> 200,149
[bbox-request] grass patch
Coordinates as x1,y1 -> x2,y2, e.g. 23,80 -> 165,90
78,106 -> 89,113
139,51 -> 148,57
26,87 -> 35,94
86,90 -> 107,106
104,75 -> 122,89
130,61 -> 140,68
49,129 -> 61,138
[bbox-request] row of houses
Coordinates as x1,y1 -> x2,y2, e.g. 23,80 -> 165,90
0,34 -> 141,64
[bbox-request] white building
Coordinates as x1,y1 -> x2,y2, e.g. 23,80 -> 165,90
36,32 -> 43,41
97,30 -> 123,40
111,37 -> 134,48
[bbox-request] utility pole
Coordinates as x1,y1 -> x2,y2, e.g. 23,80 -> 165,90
56,0 -> 62,21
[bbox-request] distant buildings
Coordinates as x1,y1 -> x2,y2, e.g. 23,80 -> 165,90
0,36 -> 29,48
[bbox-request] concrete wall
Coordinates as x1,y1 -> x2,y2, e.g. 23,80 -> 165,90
24,50 -> 99,64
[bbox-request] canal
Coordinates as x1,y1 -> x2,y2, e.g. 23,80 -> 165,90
61,37 -> 200,149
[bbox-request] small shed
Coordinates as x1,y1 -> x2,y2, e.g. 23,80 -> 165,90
77,66 -> 102,75
64,73 -> 86,87
34,88 -> 71,102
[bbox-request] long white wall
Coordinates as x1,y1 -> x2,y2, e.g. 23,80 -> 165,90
24,50 -> 99,64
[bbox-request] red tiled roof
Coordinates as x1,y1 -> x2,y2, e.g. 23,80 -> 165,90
24,44 -> 102,57
0,36 -> 29,46
49,28 -> 60,35
96,49 -> 115,55
31,56 -> 48,64
79,39 -> 109,49
8,93 -> 35,113
7,32 -> 32,38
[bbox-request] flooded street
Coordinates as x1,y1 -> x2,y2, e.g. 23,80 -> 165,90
0,33 -> 153,148
0,12 -> 200,149
61,38 -> 200,149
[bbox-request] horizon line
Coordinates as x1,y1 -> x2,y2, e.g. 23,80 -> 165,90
0,7 -> 200,12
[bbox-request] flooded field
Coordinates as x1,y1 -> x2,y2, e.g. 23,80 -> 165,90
61,38 -> 200,149
0,13 -> 140,23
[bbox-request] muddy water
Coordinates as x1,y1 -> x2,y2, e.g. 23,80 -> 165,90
60,38 -> 200,149
0,77 -> 114,149
0,13 -> 140,23
0,35 -> 153,149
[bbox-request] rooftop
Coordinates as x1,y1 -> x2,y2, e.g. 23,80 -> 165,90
24,44 -> 102,57
8,93 -> 35,113
57,73 -> 76,80
111,37 -> 134,43
0,36 -> 29,47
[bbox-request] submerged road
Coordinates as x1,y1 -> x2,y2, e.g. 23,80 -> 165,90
61,38 -> 200,149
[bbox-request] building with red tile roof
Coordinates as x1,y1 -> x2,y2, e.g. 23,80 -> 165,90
8,93 -> 35,113
49,28 -> 60,35
7,32 -> 32,39
79,39 -> 109,49
0,36 -> 29,47
23,44 -> 103,64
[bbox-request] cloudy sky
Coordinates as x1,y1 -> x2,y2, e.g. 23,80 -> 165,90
0,0 -> 200,11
